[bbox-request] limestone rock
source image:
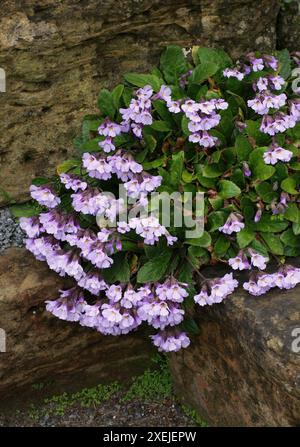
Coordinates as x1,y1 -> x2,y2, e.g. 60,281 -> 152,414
0,0 -> 280,205
0,248 -> 153,398
169,276 -> 300,426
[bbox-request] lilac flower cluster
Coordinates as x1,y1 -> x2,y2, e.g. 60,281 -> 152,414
223,54 -> 278,81
60,173 -> 87,192
98,118 -> 122,153
151,331 -> 190,353
228,249 -> 268,271
71,188 -> 124,220
30,185 -> 61,208
263,142 -> 293,165
223,55 -> 300,138
243,265 -> 300,296
181,98 -> 228,147
120,86 -> 153,138
194,273 -> 238,306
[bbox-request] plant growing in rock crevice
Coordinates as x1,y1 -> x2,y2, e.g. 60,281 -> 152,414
16,46 -> 300,352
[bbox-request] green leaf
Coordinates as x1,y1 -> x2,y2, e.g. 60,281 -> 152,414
214,234 -> 230,257
284,203 -> 300,223
153,100 -> 174,126
102,253 -> 130,283
235,135 -> 253,162
208,211 -> 227,232
250,239 -> 269,257
253,214 -> 289,232
281,177 -> 299,195
170,151 -> 185,187
185,231 -> 212,248
249,147 -> 276,181
150,121 -> 172,132
80,137 -> 102,152
218,180 -> 241,199
237,227 -> 255,248
111,84 -> 124,110
255,182 -> 277,203
160,45 -> 188,84
276,49 -> 291,80
202,164 -> 224,178
124,73 -> 162,91
97,89 -> 115,119
187,246 -> 210,268
280,229 -> 300,247
144,134 -> 157,153
245,120 -> 270,145
11,203 -> 40,218
137,251 -> 172,283
197,47 -> 232,70
143,156 -> 166,170
293,222 -> 300,235
191,62 -> 219,84
56,158 -> 80,175
181,115 -> 190,136
261,233 -> 284,255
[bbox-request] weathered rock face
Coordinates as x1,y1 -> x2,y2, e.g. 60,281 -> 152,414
0,248 -> 153,398
169,276 -> 300,427
277,2 -> 300,52
0,0 -> 281,205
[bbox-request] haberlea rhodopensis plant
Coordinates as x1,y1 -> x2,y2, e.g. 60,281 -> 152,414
15,46 -> 300,353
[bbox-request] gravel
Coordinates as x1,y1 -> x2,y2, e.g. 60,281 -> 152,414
0,394 -> 195,427
0,208 -> 25,253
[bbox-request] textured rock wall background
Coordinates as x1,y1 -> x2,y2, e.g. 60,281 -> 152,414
0,0 -> 282,205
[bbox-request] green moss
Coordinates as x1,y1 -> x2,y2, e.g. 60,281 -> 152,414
181,405 -> 208,427
122,354 -> 172,402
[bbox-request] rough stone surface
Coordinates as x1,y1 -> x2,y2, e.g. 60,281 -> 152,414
0,0 -> 280,205
277,2 -> 300,52
0,248 -> 153,398
169,271 -> 300,427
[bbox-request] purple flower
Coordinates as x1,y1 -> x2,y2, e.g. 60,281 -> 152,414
151,330 -> 190,352
248,57 -> 264,72
19,216 -> 43,238
46,287 -> 86,322
98,119 -> 121,138
248,248 -> 268,270
242,162 -> 251,177
98,137 -> 116,153
60,173 -> 87,192
263,143 -> 293,165
78,272 -> 108,295
30,185 -> 60,208
82,152 -> 112,180
263,55 -> 278,71
223,68 -> 244,81
219,213 -> 245,235
228,251 -> 250,270
194,273 -> 238,306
